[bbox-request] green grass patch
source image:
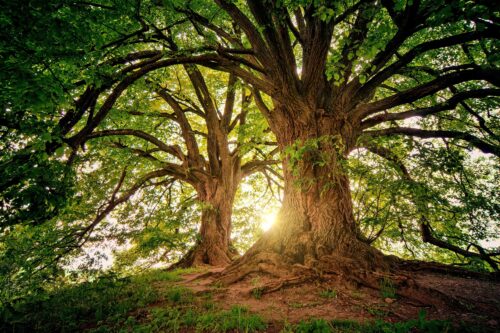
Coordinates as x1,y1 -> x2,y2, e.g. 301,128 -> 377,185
0,268 -> 267,333
290,311 -> 490,333
379,277 -> 397,300
196,305 -> 267,332
165,286 -> 194,304
319,288 -> 337,299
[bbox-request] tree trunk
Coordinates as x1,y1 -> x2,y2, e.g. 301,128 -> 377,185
172,176 -> 239,268
221,103 -> 390,282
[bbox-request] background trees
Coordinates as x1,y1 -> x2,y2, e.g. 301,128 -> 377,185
83,64 -> 278,267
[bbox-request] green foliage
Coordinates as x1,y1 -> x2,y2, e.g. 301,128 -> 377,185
165,286 -> 193,304
0,268 -> 267,333
0,271 -> 158,332
348,138 -> 500,271
329,311 -> 454,333
284,135 -> 345,173
283,135 -> 348,193
0,0 -> 145,229
290,311 -> 487,333
295,319 -> 332,333
195,305 -> 267,332
0,150 -> 75,229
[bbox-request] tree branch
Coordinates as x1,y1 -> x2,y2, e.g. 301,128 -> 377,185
361,88 -> 500,129
355,68 -> 500,119
86,129 -> 187,161
364,127 -> 500,157
353,28 -> 499,105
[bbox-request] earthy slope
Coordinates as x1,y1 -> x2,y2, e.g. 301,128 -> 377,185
177,267 -> 500,331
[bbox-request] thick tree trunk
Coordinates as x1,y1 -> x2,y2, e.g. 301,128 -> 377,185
249,165 -> 387,269
172,176 -> 239,268
221,103 -> 390,283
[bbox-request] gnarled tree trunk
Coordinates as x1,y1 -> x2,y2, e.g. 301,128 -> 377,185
172,175 -> 239,268
221,103 -> 390,283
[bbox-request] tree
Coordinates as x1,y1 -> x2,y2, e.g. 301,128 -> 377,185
152,0 -> 500,286
82,65 -> 277,267
1,0 -> 499,298
1,0 -> 279,278
0,0 -> 235,230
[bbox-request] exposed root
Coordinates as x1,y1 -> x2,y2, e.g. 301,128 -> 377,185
253,275 -> 314,295
217,252 -> 294,284
215,247 -> 485,313
396,259 -> 500,280
168,242 -> 238,270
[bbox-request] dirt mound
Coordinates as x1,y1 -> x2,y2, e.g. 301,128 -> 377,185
177,267 -> 500,330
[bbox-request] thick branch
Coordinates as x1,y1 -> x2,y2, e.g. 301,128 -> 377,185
361,88 -> 500,129
86,129 -> 186,161
365,127 -> 500,156
214,0 -> 272,68
156,88 -> 205,167
356,68 -> 500,119
354,29 -> 499,104
241,159 -> 279,178
66,53 -> 223,147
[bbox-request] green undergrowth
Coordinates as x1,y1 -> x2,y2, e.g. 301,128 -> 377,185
289,315 -> 495,333
0,267 -> 267,333
0,268 -> 494,333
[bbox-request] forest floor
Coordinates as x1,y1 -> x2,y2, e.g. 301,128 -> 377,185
172,266 -> 500,332
5,266 -> 500,332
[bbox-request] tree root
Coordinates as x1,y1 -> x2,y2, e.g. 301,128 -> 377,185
215,250 -> 484,312
396,259 -> 500,280
252,275 -> 314,295
168,242 -> 238,270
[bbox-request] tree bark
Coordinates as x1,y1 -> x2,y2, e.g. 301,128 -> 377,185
221,103 -> 390,282
172,176 -> 239,268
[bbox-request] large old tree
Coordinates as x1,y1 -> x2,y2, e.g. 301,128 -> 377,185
155,0 -> 500,284
0,0 -> 278,272
1,0 -> 499,300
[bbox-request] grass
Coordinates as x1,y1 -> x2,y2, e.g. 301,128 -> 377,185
196,305 -> 267,332
251,277 -> 264,299
0,268 -> 267,333
290,312 -> 492,333
319,288 -> 337,299
379,277 -> 397,300
252,287 -> 264,299
113,305 -> 267,333
165,286 -> 194,304
364,305 -> 389,318
1,269 -> 494,333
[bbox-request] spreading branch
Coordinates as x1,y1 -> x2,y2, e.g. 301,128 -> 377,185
364,127 -> 500,156
361,142 -> 499,270
361,88 -> 500,129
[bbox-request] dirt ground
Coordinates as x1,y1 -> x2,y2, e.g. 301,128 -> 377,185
176,267 -> 500,331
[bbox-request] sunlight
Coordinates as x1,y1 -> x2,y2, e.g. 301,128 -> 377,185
261,210 -> 278,231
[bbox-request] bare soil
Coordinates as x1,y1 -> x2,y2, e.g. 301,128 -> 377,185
176,267 -> 500,331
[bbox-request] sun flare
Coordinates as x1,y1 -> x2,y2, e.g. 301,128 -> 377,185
261,211 -> 278,231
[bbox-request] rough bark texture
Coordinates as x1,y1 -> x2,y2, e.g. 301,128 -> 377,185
173,176 -> 240,268
220,103 -> 391,285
